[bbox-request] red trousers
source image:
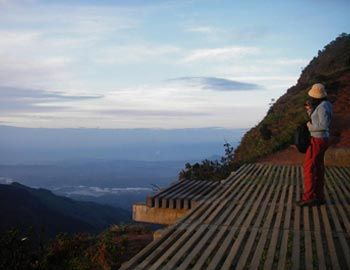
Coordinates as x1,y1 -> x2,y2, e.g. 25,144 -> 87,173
303,137 -> 329,201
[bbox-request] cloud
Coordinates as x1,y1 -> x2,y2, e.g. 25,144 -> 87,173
0,30 -> 41,48
266,58 -> 308,66
94,109 -> 208,117
186,26 -> 219,34
94,44 -> 182,64
52,185 -> 153,197
228,26 -> 270,41
0,4 -> 143,90
182,46 -> 260,63
167,77 -> 260,91
0,86 -> 102,113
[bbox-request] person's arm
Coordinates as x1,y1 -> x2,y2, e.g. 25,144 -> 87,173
307,104 -> 331,132
304,101 -> 312,116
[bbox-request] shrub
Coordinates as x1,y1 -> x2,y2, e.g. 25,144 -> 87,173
179,142 -> 235,181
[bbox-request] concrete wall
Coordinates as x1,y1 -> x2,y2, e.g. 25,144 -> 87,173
325,147 -> 350,166
133,202 -> 189,225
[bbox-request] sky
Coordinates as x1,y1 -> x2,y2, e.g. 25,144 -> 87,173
0,0 -> 349,129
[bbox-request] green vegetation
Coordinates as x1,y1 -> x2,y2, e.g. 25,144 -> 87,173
180,33 -> 350,180
179,142 -> 234,181
0,225 -> 152,270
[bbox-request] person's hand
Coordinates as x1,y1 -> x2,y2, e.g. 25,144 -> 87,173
307,121 -> 312,129
305,105 -> 312,116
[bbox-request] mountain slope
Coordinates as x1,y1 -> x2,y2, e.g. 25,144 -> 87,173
232,33 -> 350,166
0,183 -> 131,236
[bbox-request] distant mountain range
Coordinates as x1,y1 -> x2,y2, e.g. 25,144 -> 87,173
0,160 -> 187,189
0,126 -> 245,164
0,182 -> 131,236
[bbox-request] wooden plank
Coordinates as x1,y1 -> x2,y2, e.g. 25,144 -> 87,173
181,164 -> 257,225
177,225 -> 220,269
264,166 -> 289,270
327,168 -> 350,234
151,180 -> 187,198
190,226 -> 228,270
328,169 -> 350,225
320,205 -> 341,270
121,165 -> 254,269
120,226 -> 179,270
159,224 -> 209,269
124,164 -> 350,270
201,165 -> 265,227
337,167 -> 350,201
194,171 -> 264,269
277,166 -> 294,270
165,180 -> 199,208
221,164 -> 277,269
148,164 -> 264,269
151,180 -> 190,207
226,163 -> 277,270
141,164 -> 260,269
340,167 -> 350,181
184,180 -> 214,201
175,165 -> 257,232
174,181 -> 200,209
324,169 -> 350,269
303,206 -> 313,270
161,180 -> 195,208
291,165 -> 302,270
175,180 -> 209,209
311,206 -> 326,270
219,165 -> 270,227
135,227 -> 188,269
206,165 -> 272,269
249,165 -> 286,270
186,180 -> 214,199
191,164 -> 261,226
204,164 -> 270,225
148,225 -> 208,270
179,166 -> 263,269
185,181 -> 217,209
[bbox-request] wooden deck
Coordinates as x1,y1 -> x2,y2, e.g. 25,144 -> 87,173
121,163 -> 350,270
146,179 -> 221,209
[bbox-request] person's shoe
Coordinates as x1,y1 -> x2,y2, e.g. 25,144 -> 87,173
296,198 -> 317,207
316,198 -> 326,205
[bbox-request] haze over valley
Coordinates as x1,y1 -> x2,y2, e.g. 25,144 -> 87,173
0,125 -> 245,210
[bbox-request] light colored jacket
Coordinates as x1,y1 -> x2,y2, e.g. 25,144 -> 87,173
308,100 -> 333,138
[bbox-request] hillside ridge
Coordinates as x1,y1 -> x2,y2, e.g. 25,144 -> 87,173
232,33 -> 350,166
0,182 -> 131,236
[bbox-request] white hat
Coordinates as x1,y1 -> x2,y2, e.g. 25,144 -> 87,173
308,83 -> 327,99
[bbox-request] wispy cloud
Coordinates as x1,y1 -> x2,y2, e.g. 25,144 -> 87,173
0,4 -> 143,90
167,77 -> 260,91
184,24 -> 270,43
182,46 -> 260,63
264,58 -> 309,66
186,26 -> 219,34
0,86 -> 102,113
0,30 -> 41,48
52,185 -> 152,197
94,44 -> 182,64
95,108 -> 208,117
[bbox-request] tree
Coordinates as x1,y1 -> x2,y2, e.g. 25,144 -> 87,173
179,141 -> 235,181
